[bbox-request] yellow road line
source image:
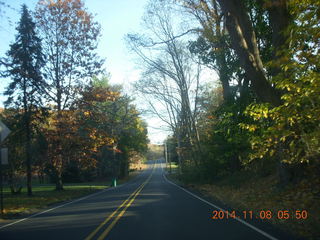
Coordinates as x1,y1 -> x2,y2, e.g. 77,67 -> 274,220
97,182 -> 146,240
85,161 -> 156,240
97,166 -> 156,239
84,185 -> 142,240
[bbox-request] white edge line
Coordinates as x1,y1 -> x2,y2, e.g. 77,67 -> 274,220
0,180 -> 132,230
0,163 -> 154,230
161,163 -> 278,240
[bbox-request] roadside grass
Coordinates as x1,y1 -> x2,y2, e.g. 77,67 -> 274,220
1,169 -> 144,219
165,162 -> 178,173
167,168 -> 320,240
2,183 -> 107,219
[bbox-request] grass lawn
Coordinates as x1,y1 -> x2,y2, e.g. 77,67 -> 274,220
1,169 -> 144,219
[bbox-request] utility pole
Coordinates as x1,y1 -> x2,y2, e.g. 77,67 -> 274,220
167,143 -> 171,174
164,142 -> 171,173
164,142 -> 168,167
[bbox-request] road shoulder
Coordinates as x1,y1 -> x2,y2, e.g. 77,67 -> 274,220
164,172 -> 302,240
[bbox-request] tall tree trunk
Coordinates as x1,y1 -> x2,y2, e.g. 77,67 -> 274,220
218,0 -> 294,186
217,0 -> 281,106
25,112 -> 32,196
263,0 -> 291,55
53,151 -> 63,191
263,0 -> 291,77
55,172 -> 63,191
55,81 -> 65,190
176,133 -> 183,174
260,0 -> 292,186
55,114 -> 64,191
23,80 -> 32,196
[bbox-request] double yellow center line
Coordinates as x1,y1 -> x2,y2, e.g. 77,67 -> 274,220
85,163 -> 156,240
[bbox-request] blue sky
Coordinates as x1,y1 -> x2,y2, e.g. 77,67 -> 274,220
0,0 -> 168,144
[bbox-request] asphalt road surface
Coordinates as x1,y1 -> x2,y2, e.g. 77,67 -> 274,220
0,160 -> 299,240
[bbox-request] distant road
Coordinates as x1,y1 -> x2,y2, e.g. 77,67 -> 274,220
0,160 -> 298,240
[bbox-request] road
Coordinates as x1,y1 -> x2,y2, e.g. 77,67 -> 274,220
0,160 -> 298,240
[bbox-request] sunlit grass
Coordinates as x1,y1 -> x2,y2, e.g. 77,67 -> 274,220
2,183 -> 107,218
1,170 -> 141,219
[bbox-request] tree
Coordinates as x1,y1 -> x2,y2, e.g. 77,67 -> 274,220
181,1 -> 265,177
34,0 -> 104,190
240,0 -> 320,182
71,77 -> 148,181
0,109 -> 26,194
181,0 -> 287,105
127,0 -> 204,172
1,4 -> 45,196
75,77 -> 117,179
117,105 -> 149,178
183,0 -> 234,102
35,0 -> 104,111
214,0 -> 291,105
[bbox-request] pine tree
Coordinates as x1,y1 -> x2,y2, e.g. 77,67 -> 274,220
2,4 -> 45,196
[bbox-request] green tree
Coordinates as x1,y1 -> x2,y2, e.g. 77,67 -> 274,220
241,0 -> 320,183
73,77 -> 148,181
1,4 -> 45,196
